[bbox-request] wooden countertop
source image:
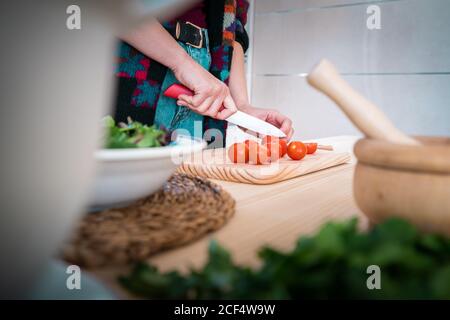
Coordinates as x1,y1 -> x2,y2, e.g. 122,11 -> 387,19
91,136 -> 366,296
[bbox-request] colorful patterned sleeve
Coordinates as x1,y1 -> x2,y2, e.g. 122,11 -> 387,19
235,0 -> 250,52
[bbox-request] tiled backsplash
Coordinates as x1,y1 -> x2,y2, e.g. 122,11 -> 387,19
248,0 -> 450,139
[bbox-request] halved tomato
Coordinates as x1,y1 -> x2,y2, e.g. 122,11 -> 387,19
247,141 -> 271,165
305,142 -> 318,154
265,142 -> 283,162
262,136 -> 288,158
227,142 -> 249,163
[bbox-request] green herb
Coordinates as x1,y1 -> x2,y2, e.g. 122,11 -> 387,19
103,116 -> 168,149
119,218 -> 450,299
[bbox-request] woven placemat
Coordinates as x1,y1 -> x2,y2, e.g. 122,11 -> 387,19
63,173 -> 235,268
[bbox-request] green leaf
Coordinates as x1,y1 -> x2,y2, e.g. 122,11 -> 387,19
431,266 -> 450,299
103,115 -> 115,128
372,218 -> 418,244
102,116 -> 168,149
136,132 -> 156,148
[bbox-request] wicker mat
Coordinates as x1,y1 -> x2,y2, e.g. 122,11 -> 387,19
63,173 -> 235,268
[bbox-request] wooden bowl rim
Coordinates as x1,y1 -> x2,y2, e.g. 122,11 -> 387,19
354,136 -> 450,174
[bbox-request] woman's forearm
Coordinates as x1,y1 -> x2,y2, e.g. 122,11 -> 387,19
122,18 -> 191,72
122,19 -> 237,120
228,41 -> 250,109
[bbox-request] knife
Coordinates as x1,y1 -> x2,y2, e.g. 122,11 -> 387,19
164,84 -> 286,138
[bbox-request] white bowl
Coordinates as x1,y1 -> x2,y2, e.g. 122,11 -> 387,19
89,136 -> 206,211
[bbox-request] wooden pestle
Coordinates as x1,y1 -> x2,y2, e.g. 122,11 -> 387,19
307,59 -> 420,145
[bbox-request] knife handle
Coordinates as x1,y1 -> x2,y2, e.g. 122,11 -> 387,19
164,83 -> 194,99
164,84 -> 225,111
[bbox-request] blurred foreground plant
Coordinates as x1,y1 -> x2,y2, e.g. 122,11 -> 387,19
120,218 -> 450,299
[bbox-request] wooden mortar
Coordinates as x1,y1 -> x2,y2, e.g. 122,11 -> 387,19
307,60 -> 450,235
354,137 -> 450,236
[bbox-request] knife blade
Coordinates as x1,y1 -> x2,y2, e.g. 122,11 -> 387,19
163,84 -> 286,138
225,111 -> 286,137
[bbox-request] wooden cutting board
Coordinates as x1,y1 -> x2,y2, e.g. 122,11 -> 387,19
178,148 -> 352,184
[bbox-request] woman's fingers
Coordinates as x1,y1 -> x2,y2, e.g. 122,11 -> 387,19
178,93 -> 214,113
264,110 -> 293,140
172,59 -> 236,119
206,95 -> 226,118
195,96 -> 215,114
217,108 -> 235,120
177,94 -> 195,106
223,94 -> 237,112
280,118 -> 292,137
200,84 -> 227,117
176,99 -> 190,108
287,127 -> 294,140
178,91 -> 210,110
176,81 -> 235,120
217,95 -> 237,120
270,111 -> 292,137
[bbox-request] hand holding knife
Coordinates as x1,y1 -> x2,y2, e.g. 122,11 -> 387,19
164,84 -> 287,138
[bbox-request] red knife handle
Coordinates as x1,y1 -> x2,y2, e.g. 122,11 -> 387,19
164,84 -> 226,112
163,84 -> 194,99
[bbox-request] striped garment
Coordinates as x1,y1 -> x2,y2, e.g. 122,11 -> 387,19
113,0 -> 249,146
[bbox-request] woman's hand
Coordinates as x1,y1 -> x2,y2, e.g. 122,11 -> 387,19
239,104 -> 294,140
172,56 -> 237,120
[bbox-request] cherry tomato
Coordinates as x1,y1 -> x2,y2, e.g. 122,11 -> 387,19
265,142 -> 282,162
244,139 -> 253,148
228,143 -> 249,163
257,145 -> 272,165
279,139 -> 288,157
244,139 -> 258,151
247,141 -> 271,165
262,136 -> 276,145
287,141 -> 307,160
305,142 -> 318,154
262,136 -> 287,157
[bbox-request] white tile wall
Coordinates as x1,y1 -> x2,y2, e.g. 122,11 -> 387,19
248,0 -> 450,139
255,0 -> 378,14
253,0 -> 450,74
252,74 -> 450,139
